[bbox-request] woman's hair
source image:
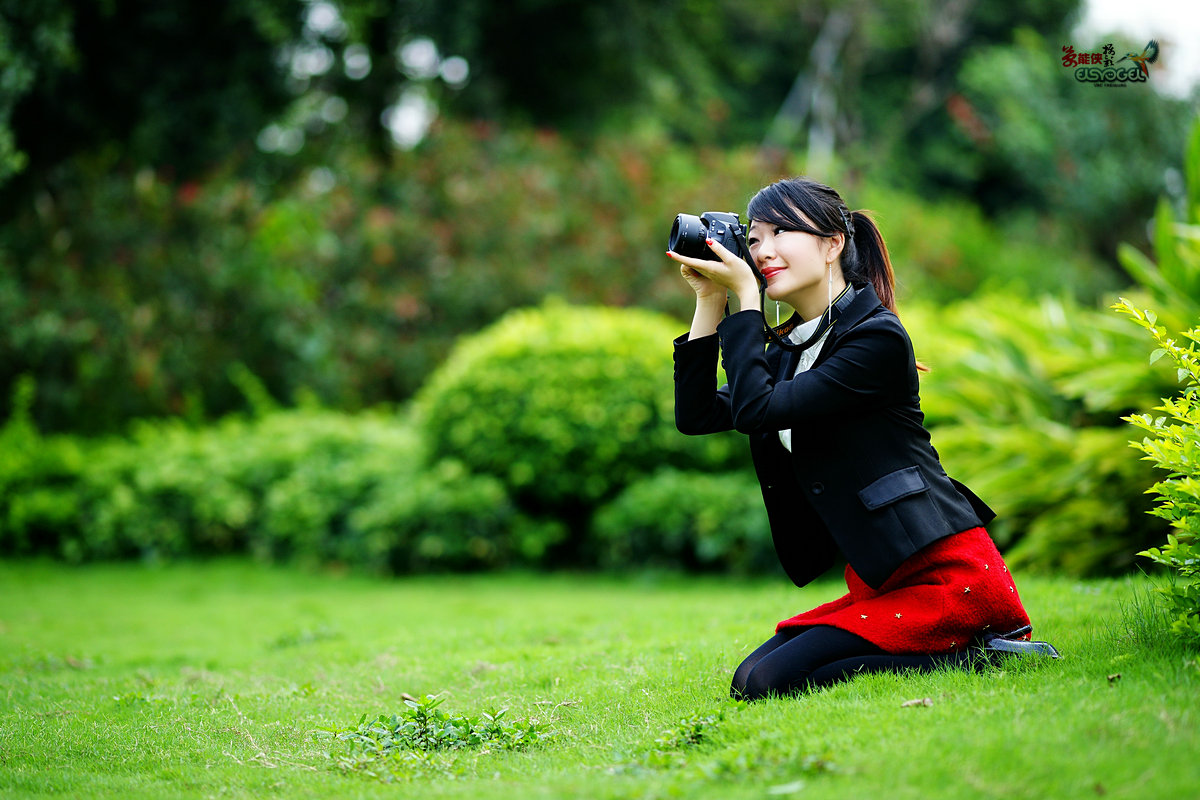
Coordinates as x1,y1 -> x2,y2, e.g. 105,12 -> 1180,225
747,176 -> 927,371
746,177 -> 897,314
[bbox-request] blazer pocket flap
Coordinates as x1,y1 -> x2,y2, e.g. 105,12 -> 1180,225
858,466 -> 930,510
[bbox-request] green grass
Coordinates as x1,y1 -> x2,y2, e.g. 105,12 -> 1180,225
1,560 -> 1197,799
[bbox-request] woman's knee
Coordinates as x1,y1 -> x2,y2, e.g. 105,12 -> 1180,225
729,660 -> 756,699
736,664 -> 806,701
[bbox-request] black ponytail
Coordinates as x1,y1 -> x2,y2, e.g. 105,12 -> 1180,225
842,209 -> 896,315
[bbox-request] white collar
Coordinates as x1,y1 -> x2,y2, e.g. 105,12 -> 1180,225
786,313 -> 826,345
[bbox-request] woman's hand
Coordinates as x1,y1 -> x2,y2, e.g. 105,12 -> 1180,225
676,258 -> 724,300
668,239 -> 761,310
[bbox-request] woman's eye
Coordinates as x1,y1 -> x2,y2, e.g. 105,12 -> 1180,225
773,226 -> 786,236
747,237 -> 759,247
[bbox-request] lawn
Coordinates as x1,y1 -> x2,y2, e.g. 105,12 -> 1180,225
1,559 -> 1197,799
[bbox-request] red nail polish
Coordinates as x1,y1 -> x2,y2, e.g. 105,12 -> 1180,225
705,238 -> 714,246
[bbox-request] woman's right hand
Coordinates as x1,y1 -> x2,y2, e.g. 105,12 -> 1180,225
669,251 -> 728,340
669,252 -> 724,301
681,264 -> 725,300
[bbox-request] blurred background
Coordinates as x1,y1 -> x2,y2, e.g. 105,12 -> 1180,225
2,0 -> 1199,579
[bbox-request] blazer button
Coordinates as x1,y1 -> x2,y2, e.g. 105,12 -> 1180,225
811,482 -> 824,495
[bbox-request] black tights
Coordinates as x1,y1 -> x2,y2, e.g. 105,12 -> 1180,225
731,626 -> 977,701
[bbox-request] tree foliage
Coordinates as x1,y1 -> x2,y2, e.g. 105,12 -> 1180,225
0,116 -> 1115,433
949,28 -> 1193,258
0,0 -> 302,202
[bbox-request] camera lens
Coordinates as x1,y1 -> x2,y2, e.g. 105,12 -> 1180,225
668,214 -> 715,260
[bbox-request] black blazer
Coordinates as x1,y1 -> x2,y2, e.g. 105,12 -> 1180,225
673,283 -> 993,589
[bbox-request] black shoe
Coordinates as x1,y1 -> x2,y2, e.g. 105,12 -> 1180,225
977,625 -> 1060,659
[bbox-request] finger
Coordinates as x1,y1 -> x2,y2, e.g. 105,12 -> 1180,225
705,237 -> 750,269
705,237 -> 731,257
669,249 -> 722,273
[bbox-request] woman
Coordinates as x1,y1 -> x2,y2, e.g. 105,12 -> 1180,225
668,177 -> 1034,701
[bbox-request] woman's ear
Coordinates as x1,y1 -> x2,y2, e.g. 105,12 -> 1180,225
826,231 -> 846,263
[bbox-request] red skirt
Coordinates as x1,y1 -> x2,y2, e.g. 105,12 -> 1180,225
776,527 -> 1031,654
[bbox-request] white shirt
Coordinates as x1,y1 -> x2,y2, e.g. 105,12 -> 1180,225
778,315 -> 833,453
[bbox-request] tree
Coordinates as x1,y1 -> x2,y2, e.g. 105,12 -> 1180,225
0,0 -> 302,203
938,28 -> 1193,259
0,0 -> 74,186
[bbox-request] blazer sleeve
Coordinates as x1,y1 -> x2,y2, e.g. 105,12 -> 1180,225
716,309 -> 910,434
672,332 -> 735,435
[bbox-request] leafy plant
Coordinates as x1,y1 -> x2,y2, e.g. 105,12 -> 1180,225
617,704 -> 742,773
1115,299 -> 1200,646
324,694 -> 549,781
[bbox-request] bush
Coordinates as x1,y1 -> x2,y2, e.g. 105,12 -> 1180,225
0,372 -> 577,572
1108,120 -> 1200,643
344,460 -> 566,573
592,469 -> 775,573
0,376 -> 89,554
1116,300 -> 1200,645
81,408 -> 430,563
414,301 -> 743,528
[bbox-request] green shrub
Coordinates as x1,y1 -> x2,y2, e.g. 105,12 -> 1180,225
414,301 -> 743,528
1109,121 -> 1200,642
344,459 -> 560,573
1116,300 -> 1200,645
592,469 -> 774,573
0,375 -> 575,573
0,376 -> 89,556
78,409 -> 426,563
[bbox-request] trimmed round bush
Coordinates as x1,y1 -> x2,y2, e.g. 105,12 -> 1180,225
414,301 -> 741,518
592,469 -> 775,573
344,459 -> 529,573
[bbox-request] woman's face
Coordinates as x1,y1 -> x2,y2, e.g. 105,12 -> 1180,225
746,214 -> 844,315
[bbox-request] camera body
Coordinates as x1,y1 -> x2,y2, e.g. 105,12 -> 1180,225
668,211 -> 747,262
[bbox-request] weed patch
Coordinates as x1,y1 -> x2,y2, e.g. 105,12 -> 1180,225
636,704 -> 740,770
612,700 -> 838,795
318,694 -> 550,782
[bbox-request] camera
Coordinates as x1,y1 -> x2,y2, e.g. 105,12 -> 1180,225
668,211 -> 747,261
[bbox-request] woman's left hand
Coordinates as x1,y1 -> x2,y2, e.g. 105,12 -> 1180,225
667,238 -> 761,302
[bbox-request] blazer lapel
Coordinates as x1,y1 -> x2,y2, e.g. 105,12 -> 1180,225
811,283 -> 882,369
779,346 -> 800,379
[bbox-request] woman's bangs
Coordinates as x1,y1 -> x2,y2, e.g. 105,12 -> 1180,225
748,184 -> 829,237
